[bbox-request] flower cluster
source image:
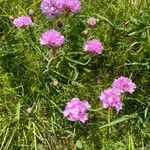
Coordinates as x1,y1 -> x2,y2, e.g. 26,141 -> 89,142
63,0 -> 81,13
99,76 -> 136,111
40,29 -> 65,48
63,77 -> 136,123
40,0 -> 81,18
40,0 -> 64,18
112,76 -> 137,94
63,98 -> 91,123
13,1 -> 103,55
99,88 -> 122,112
13,16 -> 33,28
84,39 -> 103,55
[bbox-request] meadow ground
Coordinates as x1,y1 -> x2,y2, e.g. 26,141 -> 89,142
0,0 -> 150,149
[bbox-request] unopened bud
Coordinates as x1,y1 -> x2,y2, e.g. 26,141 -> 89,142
9,16 -> 14,21
87,17 -> 97,27
26,107 -> 33,114
29,9 -> 35,16
82,29 -> 90,36
57,20 -> 64,28
53,79 -> 59,86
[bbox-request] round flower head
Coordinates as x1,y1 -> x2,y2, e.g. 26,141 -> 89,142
63,97 -> 91,123
13,16 -> 33,28
84,39 -> 103,55
99,88 -> 123,112
40,29 -> 64,48
87,17 -> 97,27
63,0 -> 81,13
40,0 -> 64,18
112,76 -> 136,94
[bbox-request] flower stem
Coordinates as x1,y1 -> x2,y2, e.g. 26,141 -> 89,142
108,108 -> 111,134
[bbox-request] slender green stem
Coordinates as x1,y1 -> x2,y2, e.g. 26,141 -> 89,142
108,108 -> 111,134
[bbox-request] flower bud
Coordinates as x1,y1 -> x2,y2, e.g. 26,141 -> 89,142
53,79 -> 59,86
9,16 -> 14,21
29,9 -> 35,16
87,17 -> 97,27
82,29 -> 90,36
26,107 -> 33,114
57,20 -> 64,28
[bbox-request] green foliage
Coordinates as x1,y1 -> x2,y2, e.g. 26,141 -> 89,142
0,0 -> 150,149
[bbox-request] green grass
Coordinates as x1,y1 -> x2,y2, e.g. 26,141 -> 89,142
0,0 -> 150,149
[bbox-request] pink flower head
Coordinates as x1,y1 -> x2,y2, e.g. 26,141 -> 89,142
40,0 -> 64,18
13,16 -> 33,28
63,97 -> 91,123
99,88 -> 123,111
84,39 -> 103,55
112,76 -> 136,94
40,29 -> 64,48
63,0 -> 81,13
87,17 -> 97,27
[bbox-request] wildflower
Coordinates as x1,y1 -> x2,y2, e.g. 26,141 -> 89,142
63,97 -> 91,123
84,39 -> 103,55
40,0 -> 64,18
99,88 -> 123,111
87,17 -> 97,27
63,0 -> 81,13
112,76 -> 136,94
13,16 -> 33,28
40,29 -> 64,48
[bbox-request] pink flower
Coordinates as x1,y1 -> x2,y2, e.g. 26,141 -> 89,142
112,76 -> 136,94
63,97 -> 91,123
40,29 -> 64,48
63,0 -> 81,13
99,88 -> 123,111
87,17 -> 97,27
84,39 -> 103,55
13,16 -> 33,28
40,0 -> 64,18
